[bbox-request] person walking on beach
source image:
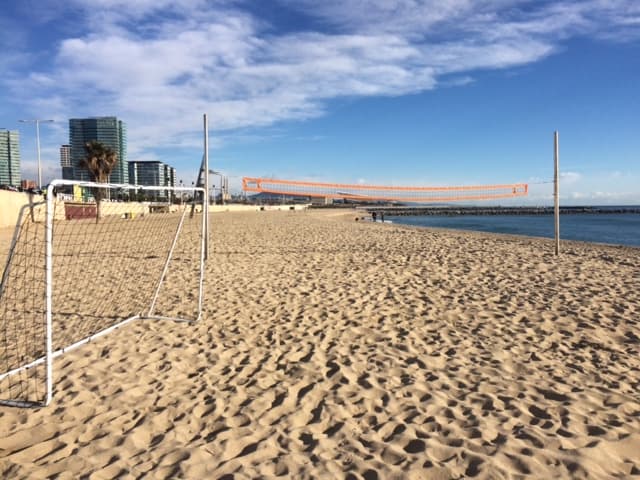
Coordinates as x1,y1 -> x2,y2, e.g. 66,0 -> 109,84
380,211 -> 384,223
372,211 -> 377,222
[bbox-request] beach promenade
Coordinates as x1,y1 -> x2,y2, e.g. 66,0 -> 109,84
1,209 -> 639,478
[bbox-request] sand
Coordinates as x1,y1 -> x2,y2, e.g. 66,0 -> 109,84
1,209 -> 639,479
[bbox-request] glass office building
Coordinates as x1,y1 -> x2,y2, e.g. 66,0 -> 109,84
0,130 -> 21,187
69,117 -> 128,183
128,161 -> 176,199
60,144 -> 73,180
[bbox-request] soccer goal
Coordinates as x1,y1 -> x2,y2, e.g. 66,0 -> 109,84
0,180 -> 207,407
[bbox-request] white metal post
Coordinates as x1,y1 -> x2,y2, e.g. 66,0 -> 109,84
198,185 -> 206,320
554,131 -> 560,256
45,183 -> 55,405
204,114 -> 209,260
36,121 -> 41,189
148,208 -> 189,317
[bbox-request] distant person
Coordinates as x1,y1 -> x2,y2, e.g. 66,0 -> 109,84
372,211 -> 377,222
380,212 -> 384,223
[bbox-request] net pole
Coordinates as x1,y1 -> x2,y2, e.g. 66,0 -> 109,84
203,114 -> 210,260
198,186 -> 206,322
554,131 -> 560,256
45,183 -> 55,405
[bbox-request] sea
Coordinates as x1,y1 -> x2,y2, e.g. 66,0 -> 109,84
387,209 -> 640,247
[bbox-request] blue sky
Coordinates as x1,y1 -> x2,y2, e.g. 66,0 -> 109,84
1,0 -> 639,205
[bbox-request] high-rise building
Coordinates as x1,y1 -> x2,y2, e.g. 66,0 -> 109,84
128,161 -> 176,199
60,144 -> 72,180
0,130 -> 21,187
69,117 -> 128,183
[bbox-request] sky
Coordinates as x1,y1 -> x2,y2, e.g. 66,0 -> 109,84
1,0 -> 639,205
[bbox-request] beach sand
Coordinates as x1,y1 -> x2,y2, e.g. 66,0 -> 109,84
1,209 -> 639,479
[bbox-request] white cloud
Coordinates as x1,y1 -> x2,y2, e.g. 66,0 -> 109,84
440,75 -> 475,87
560,171 -> 582,184
7,0 -> 640,165
568,190 -> 640,204
279,0 -> 640,40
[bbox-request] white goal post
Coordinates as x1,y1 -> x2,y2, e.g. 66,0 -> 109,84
0,180 -> 207,407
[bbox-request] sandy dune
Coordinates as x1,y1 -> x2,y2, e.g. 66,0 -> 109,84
1,209 -> 639,479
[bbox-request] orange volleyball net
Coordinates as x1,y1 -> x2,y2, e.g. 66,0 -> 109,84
242,177 -> 528,203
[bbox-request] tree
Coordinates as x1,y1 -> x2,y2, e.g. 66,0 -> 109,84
79,140 -> 118,223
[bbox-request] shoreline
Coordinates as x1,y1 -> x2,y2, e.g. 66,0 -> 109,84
352,209 -> 640,251
376,212 -> 640,249
356,205 -> 640,215
382,219 -> 640,251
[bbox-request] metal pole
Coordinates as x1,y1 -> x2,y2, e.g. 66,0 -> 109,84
198,185 -> 206,321
148,207 -> 189,316
554,131 -> 560,256
204,114 -> 209,260
36,121 -> 42,189
19,119 -> 54,189
45,183 -> 55,405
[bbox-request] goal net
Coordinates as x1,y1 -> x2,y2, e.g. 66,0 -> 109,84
0,180 -> 207,407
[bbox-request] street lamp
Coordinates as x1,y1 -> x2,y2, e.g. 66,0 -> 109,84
19,118 -> 54,189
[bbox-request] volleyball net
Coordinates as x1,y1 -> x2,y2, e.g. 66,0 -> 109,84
242,177 -> 528,203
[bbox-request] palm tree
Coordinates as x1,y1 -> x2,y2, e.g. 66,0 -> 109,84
79,140 -> 118,222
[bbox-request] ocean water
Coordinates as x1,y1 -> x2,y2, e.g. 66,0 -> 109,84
387,213 -> 640,247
